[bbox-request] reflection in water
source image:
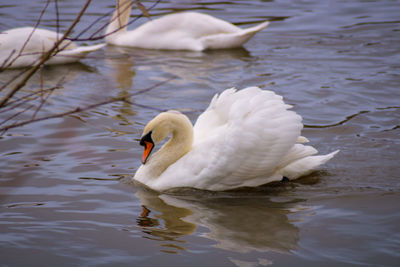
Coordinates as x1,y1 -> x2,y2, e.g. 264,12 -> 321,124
104,46 -> 136,90
134,188 -> 196,253
134,186 -> 300,254
105,45 -> 253,85
0,62 -> 95,91
104,46 -> 139,123
103,45 -> 256,121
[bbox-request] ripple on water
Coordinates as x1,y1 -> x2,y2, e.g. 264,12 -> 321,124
1,0 -> 400,265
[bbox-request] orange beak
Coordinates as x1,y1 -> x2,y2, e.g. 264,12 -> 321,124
142,141 -> 154,164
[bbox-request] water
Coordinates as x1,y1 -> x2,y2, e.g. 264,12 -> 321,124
1,0 -> 399,266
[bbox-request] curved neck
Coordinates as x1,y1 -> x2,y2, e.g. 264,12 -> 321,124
105,0 -> 132,39
147,114 -> 194,178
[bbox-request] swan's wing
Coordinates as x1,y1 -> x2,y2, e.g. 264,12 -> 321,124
183,87 -> 303,190
51,43 -> 105,64
114,12 -> 243,50
134,12 -> 240,37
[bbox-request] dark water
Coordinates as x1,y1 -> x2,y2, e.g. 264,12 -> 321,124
1,0 -> 399,266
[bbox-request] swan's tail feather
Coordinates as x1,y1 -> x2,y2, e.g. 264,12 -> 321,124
282,150 -> 340,180
51,43 -> 105,64
297,136 -> 309,143
62,43 -> 105,54
200,21 -> 269,49
242,21 -> 270,35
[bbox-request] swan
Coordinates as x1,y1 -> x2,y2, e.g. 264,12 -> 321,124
0,27 -> 105,69
105,0 -> 269,51
134,87 -> 339,191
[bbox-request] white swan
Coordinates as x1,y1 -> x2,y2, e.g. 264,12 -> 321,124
105,0 -> 269,51
134,87 -> 339,191
0,27 -> 105,69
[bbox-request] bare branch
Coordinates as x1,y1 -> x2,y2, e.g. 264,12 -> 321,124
0,0 -> 52,70
31,87 -> 54,121
0,0 -> 168,134
68,0 -> 162,42
54,0 -> 61,37
135,1 -> 152,19
0,49 -> 16,70
0,77 -> 176,133
0,0 -> 92,108
0,103 -> 36,127
0,86 -> 62,112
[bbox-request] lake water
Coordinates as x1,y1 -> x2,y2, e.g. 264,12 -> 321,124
1,0 -> 399,266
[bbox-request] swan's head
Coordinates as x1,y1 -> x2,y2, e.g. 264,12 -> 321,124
139,110 -> 193,164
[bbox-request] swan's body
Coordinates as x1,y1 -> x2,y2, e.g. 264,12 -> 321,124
105,0 -> 269,51
134,87 -> 339,191
0,27 -> 104,68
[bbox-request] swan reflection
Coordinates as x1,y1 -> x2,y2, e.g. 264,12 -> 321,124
104,46 -> 136,90
134,187 -> 300,254
105,45 -> 252,86
0,62 -> 95,90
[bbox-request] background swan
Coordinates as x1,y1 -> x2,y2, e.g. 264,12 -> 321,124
105,0 -> 269,51
0,27 -> 104,69
134,87 -> 339,191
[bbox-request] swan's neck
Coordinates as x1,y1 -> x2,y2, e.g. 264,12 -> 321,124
146,115 -> 194,178
105,0 -> 132,39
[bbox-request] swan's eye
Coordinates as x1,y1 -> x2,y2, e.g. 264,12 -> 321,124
140,131 -> 153,147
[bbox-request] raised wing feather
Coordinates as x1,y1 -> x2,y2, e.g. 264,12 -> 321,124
186,87 -> 303,190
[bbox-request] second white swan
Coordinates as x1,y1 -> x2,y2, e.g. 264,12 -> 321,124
105,0 -> 269,51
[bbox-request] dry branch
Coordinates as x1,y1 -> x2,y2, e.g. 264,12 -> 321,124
0,77 -> 175,134
0,0 -> 52,70
70,0 -> 161,42
0,0 -> 92,108
0,0 -> 166,135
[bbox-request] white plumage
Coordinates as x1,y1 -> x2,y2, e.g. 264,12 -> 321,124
0,27 -> 104,68
105,0 -> 269,51
134,87 -> 339,191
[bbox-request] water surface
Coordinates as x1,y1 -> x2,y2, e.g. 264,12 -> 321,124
1,0 -> 399,266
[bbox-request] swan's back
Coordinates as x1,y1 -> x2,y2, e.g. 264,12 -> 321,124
109,12 -> 268,51
112,12 -> 239,50
150,87 -> 301,191
187,87 -> 302,190
137,12 -> 240,37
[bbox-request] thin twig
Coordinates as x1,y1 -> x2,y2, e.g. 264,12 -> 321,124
68,4 -> 116,40
0,98 -> 127,132
74,0 -> 134,41
0,86 -> 62,111
135,0 -> 152,19
31,88 -> 54,120
0,76 -> 175,133
0,49 -> 16,70
124,100 -> 165,112
0,0 -> 52,70
0,103 -> 36,127
55,0 -> 60,37
0,95 -> 40,116
130,76 -> 175,97
69,0 -> 161,42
